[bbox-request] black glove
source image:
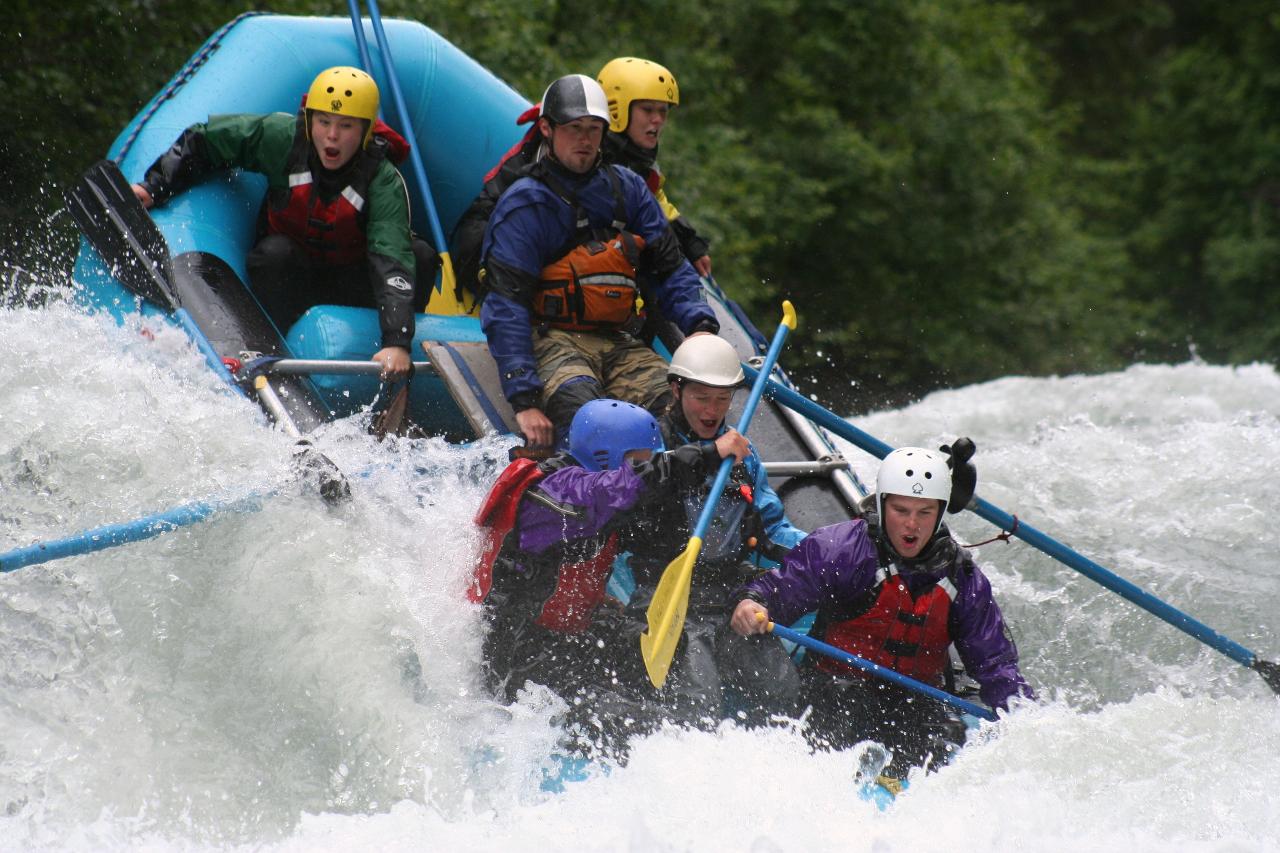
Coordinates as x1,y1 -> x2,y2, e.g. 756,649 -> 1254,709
642,442 -> 720,492
940,437 -> 977,514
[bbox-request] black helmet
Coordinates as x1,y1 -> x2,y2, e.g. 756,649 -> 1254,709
540,74 -> 611,126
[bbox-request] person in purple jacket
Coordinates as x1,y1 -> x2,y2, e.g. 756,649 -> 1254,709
470,398 -> 745,758
731,444 -> 1034,773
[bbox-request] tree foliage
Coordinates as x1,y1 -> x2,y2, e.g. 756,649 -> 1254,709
4,0 -> 1277,410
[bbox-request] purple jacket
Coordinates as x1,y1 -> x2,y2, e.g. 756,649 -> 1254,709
741,519 -> 1033,711
516,462 -> 651,555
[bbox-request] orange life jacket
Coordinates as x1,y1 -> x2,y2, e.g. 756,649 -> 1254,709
530,164 -> 646,333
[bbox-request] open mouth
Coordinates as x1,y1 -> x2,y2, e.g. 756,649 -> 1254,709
323,147 -> 341,160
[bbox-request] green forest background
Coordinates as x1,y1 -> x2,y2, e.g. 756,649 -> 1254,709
3,1 -> 1278,411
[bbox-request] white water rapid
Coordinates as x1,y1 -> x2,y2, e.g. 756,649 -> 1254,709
2,298 -> 1278,852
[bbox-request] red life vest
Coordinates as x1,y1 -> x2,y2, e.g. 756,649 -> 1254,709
470,457 -> 620,634
818,567 -> 956,685
265,109 -> 393,265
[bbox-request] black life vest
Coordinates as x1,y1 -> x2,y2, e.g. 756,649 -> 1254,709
471,457 -> 620,634
265,110 -> 388,265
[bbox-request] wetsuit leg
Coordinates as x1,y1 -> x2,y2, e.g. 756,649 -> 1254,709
660,614 -> 726,728
246,233 -> 315,330
545,376 -> 604,448
617,586 -> 724,729
801,672 -> 964,773
715,623 -> 802,725
411,236 -> 439,312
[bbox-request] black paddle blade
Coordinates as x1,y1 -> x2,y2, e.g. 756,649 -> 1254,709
370,370 -> 415,441
64,159 -> 177,311
292,442 -> 352,506
1253,657 -> 1280,696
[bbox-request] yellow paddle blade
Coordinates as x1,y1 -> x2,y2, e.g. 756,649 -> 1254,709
639,536 -> 703,688
425,252 -> 477,316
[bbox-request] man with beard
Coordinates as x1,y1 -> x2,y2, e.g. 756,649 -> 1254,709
477,74 -> 720,449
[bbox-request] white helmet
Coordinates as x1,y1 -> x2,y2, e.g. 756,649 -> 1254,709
667,335 -> 744,387
876,447 -> 952,533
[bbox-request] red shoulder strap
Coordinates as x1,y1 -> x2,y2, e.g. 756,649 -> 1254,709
468,458 -> 544,602
481,104 -> 544,183
371,119 -> 410,165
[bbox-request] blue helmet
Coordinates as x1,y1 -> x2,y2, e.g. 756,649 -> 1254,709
568,399 -> 665,471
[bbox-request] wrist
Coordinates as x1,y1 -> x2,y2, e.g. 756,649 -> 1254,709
509,390 -> 540,413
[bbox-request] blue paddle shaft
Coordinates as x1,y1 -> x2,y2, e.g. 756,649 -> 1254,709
744,365 -> 1264,671
688,322 -> 792,545
349,0 -> 450,290
0,494 -> 261,573
771,623 -> 998,722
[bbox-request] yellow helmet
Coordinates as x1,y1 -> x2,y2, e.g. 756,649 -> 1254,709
305,66 -> 380,145
596,57 -> 680,134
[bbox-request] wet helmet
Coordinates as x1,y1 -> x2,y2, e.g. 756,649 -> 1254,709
876,447 -> 952,537
667,335 -> 744,388
568,399 -> 665,472
539,74 -> 611,127
306,66 -> 380,146
596,57 -> 680,133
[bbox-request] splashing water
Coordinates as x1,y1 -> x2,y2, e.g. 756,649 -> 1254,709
2,300 -> 1278,852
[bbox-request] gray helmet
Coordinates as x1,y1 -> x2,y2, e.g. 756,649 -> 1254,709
667,335 -> 744,387
540,74 -> 611,126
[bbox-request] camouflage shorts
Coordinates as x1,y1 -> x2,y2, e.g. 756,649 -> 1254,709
533,328 -> 670,408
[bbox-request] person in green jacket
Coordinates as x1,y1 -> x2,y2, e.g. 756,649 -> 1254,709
130,66 -> 436,380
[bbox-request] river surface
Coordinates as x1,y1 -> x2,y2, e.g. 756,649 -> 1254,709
2,298 -> 1278,851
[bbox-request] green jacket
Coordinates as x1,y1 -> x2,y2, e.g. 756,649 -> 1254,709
140,112 -> 416,347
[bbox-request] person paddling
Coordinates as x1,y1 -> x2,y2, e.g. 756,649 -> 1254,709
471,398 -> 745,757
731,445 -> 1034,774
130,66 -> 439,381
619,335 -> 809,724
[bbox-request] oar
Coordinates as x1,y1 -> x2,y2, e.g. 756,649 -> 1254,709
64,160 -> 350,504
347,0 -> 459,307
0,492 -> 265,574
640,301 -> 797,688
768,622 -> 998,722
743,365 -> 1280,697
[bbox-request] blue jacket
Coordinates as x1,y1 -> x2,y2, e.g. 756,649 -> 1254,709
480,161 -> 717,403
663,415 -> 806,557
